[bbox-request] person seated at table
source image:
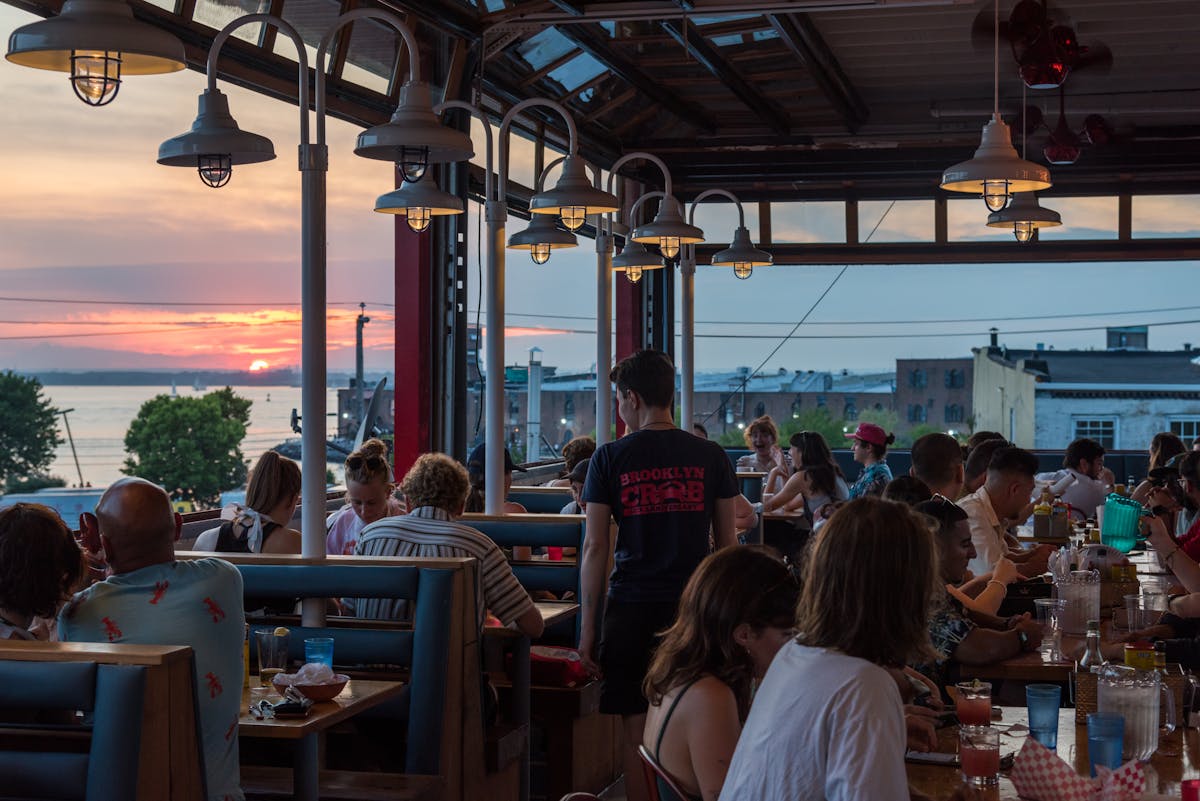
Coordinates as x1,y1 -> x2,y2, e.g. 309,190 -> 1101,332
0,503 -> 83,641
762,431 -> 848,516
966,430 -> 1005,453
325,438 -> 406,555
910,432 -> 965,499
348,452 -> 544,638
193,450 -> 301,554
959,446 -> 1054,578
883,476 -> 933,506
464,443 -> 529,515
63,478 -> 246,801
961,437 -> 1008,497
1035,438 -> 1113,521
547,436 -> 596,488
844,422 -> 895,499
642,545 -> 799,801
720,497 -> 952,801
736,415 -> 788,474
692,422 -> 709,439
1132,432 -> 1188,503
561,457 -> 591,514
910,497 -> 1041,696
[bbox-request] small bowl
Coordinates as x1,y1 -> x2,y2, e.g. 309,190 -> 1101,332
273,673 -> 349,702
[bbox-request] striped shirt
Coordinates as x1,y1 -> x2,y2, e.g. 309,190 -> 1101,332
348,506 -> 534,628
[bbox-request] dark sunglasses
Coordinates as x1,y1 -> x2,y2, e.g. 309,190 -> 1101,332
346,454 -> 387,470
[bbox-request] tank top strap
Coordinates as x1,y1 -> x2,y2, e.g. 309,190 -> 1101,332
654,678 -> 700,760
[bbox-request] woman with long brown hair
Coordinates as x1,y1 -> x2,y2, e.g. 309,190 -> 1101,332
640,546 -> 798,801
721,497 -> 941,801
193,450 -> 301,554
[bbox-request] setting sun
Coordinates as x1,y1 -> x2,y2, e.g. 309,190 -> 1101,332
248,360 -> 270,372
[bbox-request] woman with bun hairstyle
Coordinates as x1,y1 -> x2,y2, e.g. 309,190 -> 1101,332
844,422 -> 895,499
326,438 -> 405,555
194,450 -> 302,554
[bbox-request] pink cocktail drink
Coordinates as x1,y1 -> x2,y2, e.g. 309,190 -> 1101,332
957,695 -> 992,726
960,742 -> 1000,785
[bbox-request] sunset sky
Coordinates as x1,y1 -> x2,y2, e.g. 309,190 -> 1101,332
3,3 -> 1200,376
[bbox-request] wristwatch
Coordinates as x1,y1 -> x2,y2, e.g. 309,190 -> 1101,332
1016,629 -> 1031,652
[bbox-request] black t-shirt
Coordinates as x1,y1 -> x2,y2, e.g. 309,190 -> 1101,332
582,427 -> 738,603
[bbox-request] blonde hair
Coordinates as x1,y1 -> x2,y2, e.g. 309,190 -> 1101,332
401,453 -> 470,512
345,438 -> 392,486
796,497 -> 939,668
245,451 -> 301,513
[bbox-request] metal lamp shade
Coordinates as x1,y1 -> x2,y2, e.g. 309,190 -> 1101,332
528,156 -> 620,219
986,192 -> 1062,242
941,117 -> 1052,195
157,88 -> 276,168
612,241 -> 665,272
7,0 -> 186,74
374,174 -> 464,217
507,215 -> 578,250
631,201 -> 705,247
354,81 -> 474,165
711,226 -> 772,268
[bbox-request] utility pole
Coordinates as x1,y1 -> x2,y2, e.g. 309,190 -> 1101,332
59,408 -> 84,487
356,302 -> 369,431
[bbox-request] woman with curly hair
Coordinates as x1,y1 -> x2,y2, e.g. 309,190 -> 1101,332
0,503 -> 83,640
640,546 -> 799,801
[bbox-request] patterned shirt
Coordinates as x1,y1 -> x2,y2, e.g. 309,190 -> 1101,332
848,460 -> 893,499
59,558 -> 245,801
911,591 -> 975,693
347,506 -> 534,628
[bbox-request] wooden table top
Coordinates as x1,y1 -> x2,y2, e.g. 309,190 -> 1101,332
907,707 -> 1200,799
239,678 -> 404,739
485,601 -> 580,638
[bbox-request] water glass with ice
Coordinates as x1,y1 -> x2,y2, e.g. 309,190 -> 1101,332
1026,683 -> 1061,750
1086,713 -> 1124,776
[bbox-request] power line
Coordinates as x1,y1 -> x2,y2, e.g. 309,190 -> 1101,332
0,295 -> 395,309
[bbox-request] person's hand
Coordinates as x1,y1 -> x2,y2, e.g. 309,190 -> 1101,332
904,667 -> 944,710
903,706 -> 939,752
770,445 -> 786,470
1147,485 -> 1182,513
1141,513 -> 1175,551
992,557 -> 1020,586
578,628 -> 602,679
1014,616 -> 1043,649
1098,467 -> 1117,488
1122,623 -> 1175,643
943,785 -> 987,801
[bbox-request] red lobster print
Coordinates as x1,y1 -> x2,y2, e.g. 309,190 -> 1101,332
205,671 -> 223,699
101,616 -> 122,642
150,581 -> 169,605
203,597 -> 226,623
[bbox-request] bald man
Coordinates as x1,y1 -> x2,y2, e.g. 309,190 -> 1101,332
60,478 -> 245,801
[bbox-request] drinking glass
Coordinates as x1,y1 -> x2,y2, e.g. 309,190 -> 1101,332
304,637 -> 334,668
1033,598 -> 1066,659
1124,593 -> 1143,633
959,725 -> 1000,786
1086,713 -> 1125,776
1055,570 -> 1100,636
1181,779 -> 1200,801
254,629 -> 289,690
1026,683 -> 1062,750
955,681 -> 992,727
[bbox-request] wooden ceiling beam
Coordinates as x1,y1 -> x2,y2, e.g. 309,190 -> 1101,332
659,17 -> 790,136
554,22 -> 715,133
767,12 -> 869,134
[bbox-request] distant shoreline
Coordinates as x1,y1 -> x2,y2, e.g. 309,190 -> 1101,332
20,370 -> 390,387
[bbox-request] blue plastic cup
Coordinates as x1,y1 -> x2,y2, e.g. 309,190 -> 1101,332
304,637 -> 334,667
1026,683 -> 1062,750
1086,713 -> 1124,776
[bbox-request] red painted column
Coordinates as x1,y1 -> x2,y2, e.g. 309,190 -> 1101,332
393,217 -> 432,479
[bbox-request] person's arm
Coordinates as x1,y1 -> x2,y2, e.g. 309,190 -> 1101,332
513,604 -> 545,639
683,679 -> 742,801
762,472 -> 805,513
952,619 -> 1040,665
1145,515 -> 1200,593
713,496 -> 738,550
732,494 -> 757,531
579,502 -> 614,676
955,558 -> 1020,615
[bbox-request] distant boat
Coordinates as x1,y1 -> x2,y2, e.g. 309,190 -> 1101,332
171,379 -> 177,397
192,377 -> 207,392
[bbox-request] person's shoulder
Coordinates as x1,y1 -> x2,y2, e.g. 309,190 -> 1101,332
178,556 -> 243,584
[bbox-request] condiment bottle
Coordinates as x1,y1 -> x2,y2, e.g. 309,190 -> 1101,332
1078,619 -> 1105,673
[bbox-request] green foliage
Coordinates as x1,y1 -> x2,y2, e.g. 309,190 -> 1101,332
5,473 -> 67,493
898,423 -> 946,448
856,407 -> 900,435
123,387 -> 251,506
0,371 -> 60,486
777,407 -> 848,446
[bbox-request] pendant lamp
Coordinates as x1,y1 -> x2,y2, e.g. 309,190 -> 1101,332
612,241 -> 664,284
508,215 -> 578,264
986,192 -> 1061,242
711,225 -> 772,280
373,172 -> 464,233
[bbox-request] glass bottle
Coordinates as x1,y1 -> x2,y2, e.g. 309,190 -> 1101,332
1078,619 -> 1105,673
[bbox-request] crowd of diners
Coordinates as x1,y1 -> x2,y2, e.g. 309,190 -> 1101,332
5,349 -> 1200,800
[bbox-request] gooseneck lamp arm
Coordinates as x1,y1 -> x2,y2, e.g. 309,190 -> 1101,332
687,188 -> 746,228
435,100 -> 494,203
498,97 -> 580,206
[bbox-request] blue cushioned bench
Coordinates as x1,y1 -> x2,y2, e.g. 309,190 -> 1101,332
0,641 -> 205,801
507,487 -> 573,514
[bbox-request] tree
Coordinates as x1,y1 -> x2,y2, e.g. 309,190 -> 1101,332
123,387 -> 252,507
778,407 -> 847,447
0,371 -> 60,487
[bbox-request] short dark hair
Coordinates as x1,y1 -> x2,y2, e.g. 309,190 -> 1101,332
988,446 -> 1039,478
965,438 -> 1009,483
609,349 -> 675,410
967,431 -> 1006,451
1179,451 -> 1200,484
910,433 -> 963,488
882,476 -> 933,506
1063,438 -> 1105,470
693,422 -> 708,438
915,496 -> 969,538
0,503 -> 83,619
1150,432 -> 1187,471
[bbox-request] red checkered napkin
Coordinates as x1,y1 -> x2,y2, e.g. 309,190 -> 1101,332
1010,738 -> 1145,801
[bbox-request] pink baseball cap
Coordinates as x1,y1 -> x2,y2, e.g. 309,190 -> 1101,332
844,422 -> 888,447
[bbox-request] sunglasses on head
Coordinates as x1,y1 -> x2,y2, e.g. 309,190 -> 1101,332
346,454 -> 387,470
929,493 -> 959,507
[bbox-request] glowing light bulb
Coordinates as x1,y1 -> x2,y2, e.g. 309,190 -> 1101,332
560,206 -> 586,231
70,50 -> 121,106
531,243 -> 552,264
1014,221 -> 1035,243
982,179 -> 1011,212
625,266 -> 643,283
659,237 -> 681,260
398,146 -> 428,183
733,263 -> 753,280
406,206 -> 432,233
197,154 -> 232,188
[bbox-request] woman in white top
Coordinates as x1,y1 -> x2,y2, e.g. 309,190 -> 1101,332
721,497 -> 960,801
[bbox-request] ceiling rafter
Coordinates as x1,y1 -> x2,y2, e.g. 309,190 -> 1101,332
660,16 -> 790,136
766,12 -> 868,134
554,22 -> 716,133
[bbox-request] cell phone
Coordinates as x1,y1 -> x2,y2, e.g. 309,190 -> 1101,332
905,750 -> 958,766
